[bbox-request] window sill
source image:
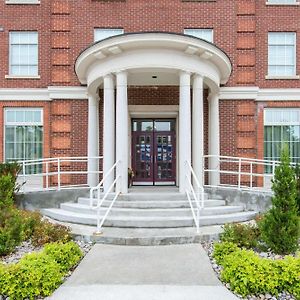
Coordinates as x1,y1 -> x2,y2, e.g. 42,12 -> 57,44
265,75 -> 300,80
266,2 -> 300,5
5,75 -> 41,79
5,0 -> 40,4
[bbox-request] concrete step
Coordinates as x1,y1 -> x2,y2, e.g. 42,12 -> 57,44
46,220 -> 224,245
91,192 -> 209,202
61,202 -> 243,217
78,198 -> 226,208
42,208 -> 256,228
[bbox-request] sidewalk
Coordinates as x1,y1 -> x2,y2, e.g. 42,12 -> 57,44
50,244 -> 238,300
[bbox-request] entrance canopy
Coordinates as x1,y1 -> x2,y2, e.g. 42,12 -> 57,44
75,32 -> 232,94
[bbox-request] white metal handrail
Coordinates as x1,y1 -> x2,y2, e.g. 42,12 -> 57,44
203,155 -> 297,192
184,161 -> 205,233
16,156 -> 103,193
89,160 -> 121,234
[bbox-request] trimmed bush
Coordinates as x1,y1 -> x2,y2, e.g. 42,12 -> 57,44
294,163 -> 300,214
214,242 -> 300,298
213,241 -> 239,265
31,219 -> 71,247
260,147 -> 300,254
43,241 -> 83,273
19,210 -> 42,241
0,174 -> 15,209
0,252 -> 63,299
220,223 -> 260,249
0,208 -> 23,256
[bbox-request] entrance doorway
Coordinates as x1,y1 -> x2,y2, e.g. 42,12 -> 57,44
132,119 -> 176,185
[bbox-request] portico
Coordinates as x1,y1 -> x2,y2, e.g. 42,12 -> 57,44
75,32 -> 232,194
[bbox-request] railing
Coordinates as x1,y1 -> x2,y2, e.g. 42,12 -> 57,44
203,155 -> 296,192
90,160 -> 121,234
184,161 -> 205,233
16,156 -> 103,193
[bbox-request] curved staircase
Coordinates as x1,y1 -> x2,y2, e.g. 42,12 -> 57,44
42,187 -> 257,245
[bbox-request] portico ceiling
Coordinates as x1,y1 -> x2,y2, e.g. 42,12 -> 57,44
75,32 -> 232,94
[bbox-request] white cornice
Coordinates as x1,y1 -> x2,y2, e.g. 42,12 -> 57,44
0,87 -> 88,101
220,87 -> 300,101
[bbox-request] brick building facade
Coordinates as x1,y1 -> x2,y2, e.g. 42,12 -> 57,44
0,0 -> 300,191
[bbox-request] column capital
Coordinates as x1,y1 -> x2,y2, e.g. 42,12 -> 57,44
208,91 -> 220,102
179,71 -> 191,87
116,71 -> 128,86
193,74 -> 204,89
103,74 -> 115,89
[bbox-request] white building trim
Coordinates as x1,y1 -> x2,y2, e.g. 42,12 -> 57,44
0,87 -> 88,101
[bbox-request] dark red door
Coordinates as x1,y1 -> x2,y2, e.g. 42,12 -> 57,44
132,119 -> 176,185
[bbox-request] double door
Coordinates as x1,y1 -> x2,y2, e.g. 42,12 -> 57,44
132,119 -> 176,185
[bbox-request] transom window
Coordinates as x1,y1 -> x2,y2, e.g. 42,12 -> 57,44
5,108 -> 43,173
9,31 -> 38,76
94,28 -> 124,42
264,109 -> 300,173
184,29 -> 213,43
268,32 -> 296,76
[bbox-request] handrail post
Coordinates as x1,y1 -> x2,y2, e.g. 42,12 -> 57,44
57,158 -> 61,191
46,162 -> 49,190
22,161 -> 26,193
238,158 -> 242,190
250,162 -> 253,190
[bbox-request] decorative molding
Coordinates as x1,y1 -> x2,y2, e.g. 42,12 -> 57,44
0,87 -> 88,101
219,87 -> 300,101
5,0 -> 40,4
265,75 -> 300,80
5,75 -> 41,79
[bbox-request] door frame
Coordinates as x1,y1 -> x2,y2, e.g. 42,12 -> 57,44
128,105 -> 179,187
130,117 -> 177,186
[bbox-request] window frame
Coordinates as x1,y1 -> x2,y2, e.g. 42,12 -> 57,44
94,28 -> 124,43
267,32 -> 298,79
4,108 -> 43,163
264,109 -> 300,172
7,31 -> 39,79
266,0 -> 299,5
184,28 -> 214,43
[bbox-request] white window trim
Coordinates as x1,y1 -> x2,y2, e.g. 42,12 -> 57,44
7,31 -> 39,78
267,32 -> 297,78
184,28 -> 214,43
4,108 -> 43,162
6,0 -> 40,4
266,1 -> 299,5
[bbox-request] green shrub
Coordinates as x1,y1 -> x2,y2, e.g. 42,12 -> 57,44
0,208 -> 23,256
31,219 -> 71,247
19,210 -> 42,241
0,252 -> 63,299
0,161 -> 22,195
294,163 -> 300,215
214,243 -> 300,298
260,147 -> 300,254
213,242 -> 239,265
221,249 -> 280,297
0,174 -> 15,209
220,223 -> 260,249
43,241 -> 83,273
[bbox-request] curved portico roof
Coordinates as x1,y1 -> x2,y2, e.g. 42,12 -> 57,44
75,32 -> 232,93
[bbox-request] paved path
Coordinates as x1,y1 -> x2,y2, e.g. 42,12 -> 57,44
50,244 -> 238,300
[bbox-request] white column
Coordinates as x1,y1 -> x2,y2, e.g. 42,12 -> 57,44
87,94 -> 99,187
192,74 -> 204,187
179,71 -> 191,193
103,74 -> 115,192
116,71 -> 128,193
208,92 -> 220,186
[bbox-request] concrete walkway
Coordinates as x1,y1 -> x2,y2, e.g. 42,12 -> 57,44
50,244 -> 238,300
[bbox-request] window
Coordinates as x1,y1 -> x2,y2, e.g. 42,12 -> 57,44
94,28 -> 124,42
267,0 -> 298,4
264,109 -> 300,173
184,29 -> 213,43
6,0 -> 40,4
9,31 -> 38,76
268,32 -> 296,77
5,108 -> 43,173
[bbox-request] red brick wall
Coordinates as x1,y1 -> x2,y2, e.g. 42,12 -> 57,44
0,0 -> 299,88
